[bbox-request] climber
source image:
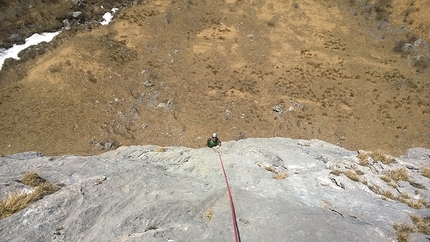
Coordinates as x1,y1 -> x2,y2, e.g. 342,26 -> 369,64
207,133 -> 221,148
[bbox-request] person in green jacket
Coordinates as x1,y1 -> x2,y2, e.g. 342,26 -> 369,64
207,133 -> 221,148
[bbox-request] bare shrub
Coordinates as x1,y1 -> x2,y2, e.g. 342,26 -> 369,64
393,40 -> 406,53
87,71 -> 97,83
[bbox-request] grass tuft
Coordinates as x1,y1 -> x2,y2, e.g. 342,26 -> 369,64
330,170 -> 342,176
264,166 -> 288,180
421,167 -> 430,179
0,173 -> 59,219
357,153 -> 370,166
21,171 -> 47,187
344,170 -> 360,182
354,169 -> 364,175
400,193 -> 410,199
409,182 -> 426,190
358,151 -> 395,165
410,214 -> 430,234
380,175 -> 392,183
265,166 -> 288,180
154,147 -> 166,152
394,223 -> 415,242
273,172 -> 288,180
372,153 -> 395,164
204,208 -> 213,221
387,168 -> 409,181
381,190 -> 396,200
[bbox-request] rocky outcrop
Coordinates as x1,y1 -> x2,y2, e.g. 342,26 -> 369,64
1,138 -> 429,241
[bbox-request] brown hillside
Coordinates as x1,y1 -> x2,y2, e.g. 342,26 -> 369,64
0,0 -> 429,156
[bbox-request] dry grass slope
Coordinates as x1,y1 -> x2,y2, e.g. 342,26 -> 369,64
0,0 -> 429,157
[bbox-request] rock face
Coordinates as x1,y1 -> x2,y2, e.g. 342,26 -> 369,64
1,138 -> 430,241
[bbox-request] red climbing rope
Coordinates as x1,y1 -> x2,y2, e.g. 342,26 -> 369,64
214,148 -> 241,242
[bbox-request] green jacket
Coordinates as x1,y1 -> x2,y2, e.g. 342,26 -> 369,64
207,137 -> 221,148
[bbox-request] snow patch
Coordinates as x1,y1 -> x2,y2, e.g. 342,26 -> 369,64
0,31 -> 60,70
100,8 -> 119,26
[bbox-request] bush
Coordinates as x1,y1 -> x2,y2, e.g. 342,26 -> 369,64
374,0 -> 392,21
414,56 -> 429,73
393,40 -> 406,53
